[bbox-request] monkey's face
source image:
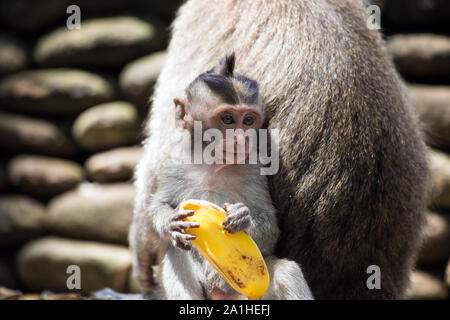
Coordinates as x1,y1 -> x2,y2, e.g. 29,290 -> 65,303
174,51 -> 266,165
205,103 -> 263,163
210,104 -> 262,131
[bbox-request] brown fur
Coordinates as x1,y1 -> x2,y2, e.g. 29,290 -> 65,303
131,0 -> 429,299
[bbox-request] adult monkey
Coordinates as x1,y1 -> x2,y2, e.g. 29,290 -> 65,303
130,0 -> 429,299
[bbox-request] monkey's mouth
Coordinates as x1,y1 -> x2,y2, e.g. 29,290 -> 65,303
223,150 -> 249,163
220,139 -> 251,163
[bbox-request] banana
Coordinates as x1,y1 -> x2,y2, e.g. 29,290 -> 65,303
180,199 -> 269,300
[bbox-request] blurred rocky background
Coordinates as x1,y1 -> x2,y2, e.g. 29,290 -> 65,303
0,0 -> 450,300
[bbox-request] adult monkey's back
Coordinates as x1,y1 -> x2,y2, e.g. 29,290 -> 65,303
135,0 -> 429,299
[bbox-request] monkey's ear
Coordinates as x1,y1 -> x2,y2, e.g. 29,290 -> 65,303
174,97 -> 186,124
173,98 -> 192,130
217,52 -> 235,76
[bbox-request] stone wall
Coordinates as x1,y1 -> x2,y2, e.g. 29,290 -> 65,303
0,0 -> 449,299
0,0 -> 175,298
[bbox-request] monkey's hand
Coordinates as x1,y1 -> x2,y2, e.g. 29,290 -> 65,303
167,208 -> 199,250
222,203 -> 251,233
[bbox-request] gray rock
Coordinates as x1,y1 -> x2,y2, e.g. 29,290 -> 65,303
17,236 -> 132,295
7,155 -> 84,199
46,183 -> 134,245
417,212 -> 450,266
0,33 -> 28,75
119,51 -> 166,109
85,146 -> 143,183
406,270 -> 448,300
409,85 -> 450,152
388,34 -> 450,80
382,0 -> 450,27
34,16 -> 164,68
0,112 -> 78,157
428,150 -> 450,210
0,195 -> 46,247
0,69 -> 115,116
72,101 -> 140,152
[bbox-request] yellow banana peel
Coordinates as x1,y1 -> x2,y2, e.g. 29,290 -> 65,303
180,199 -> 269,300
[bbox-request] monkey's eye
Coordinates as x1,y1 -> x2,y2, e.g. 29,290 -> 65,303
243,116 -> 255,126
221,114 -> 234,125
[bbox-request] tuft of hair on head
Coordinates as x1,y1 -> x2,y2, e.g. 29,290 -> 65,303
186,52 -> 261,107
217,53 -> 235,77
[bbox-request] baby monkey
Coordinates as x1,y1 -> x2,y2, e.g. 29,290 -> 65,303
145,53 -> 312,299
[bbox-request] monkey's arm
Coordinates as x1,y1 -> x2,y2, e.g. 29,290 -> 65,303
129,159 -> 196,294
247,202 -> 280,256
129,159 -> 163,294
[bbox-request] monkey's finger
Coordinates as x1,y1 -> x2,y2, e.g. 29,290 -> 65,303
171,231 -> 195,250
223,207 -> 250,222
223,215 -> 246,227
223,215 -> 250,226
223,202 -> 246,214
184,233 -> 197,241
172,231 -> 196,241
222,213 -> 251,233
171,220 -> 200,231
172,238 -> 192,251
223,222 -> 239,233
175,209 -> 195,219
